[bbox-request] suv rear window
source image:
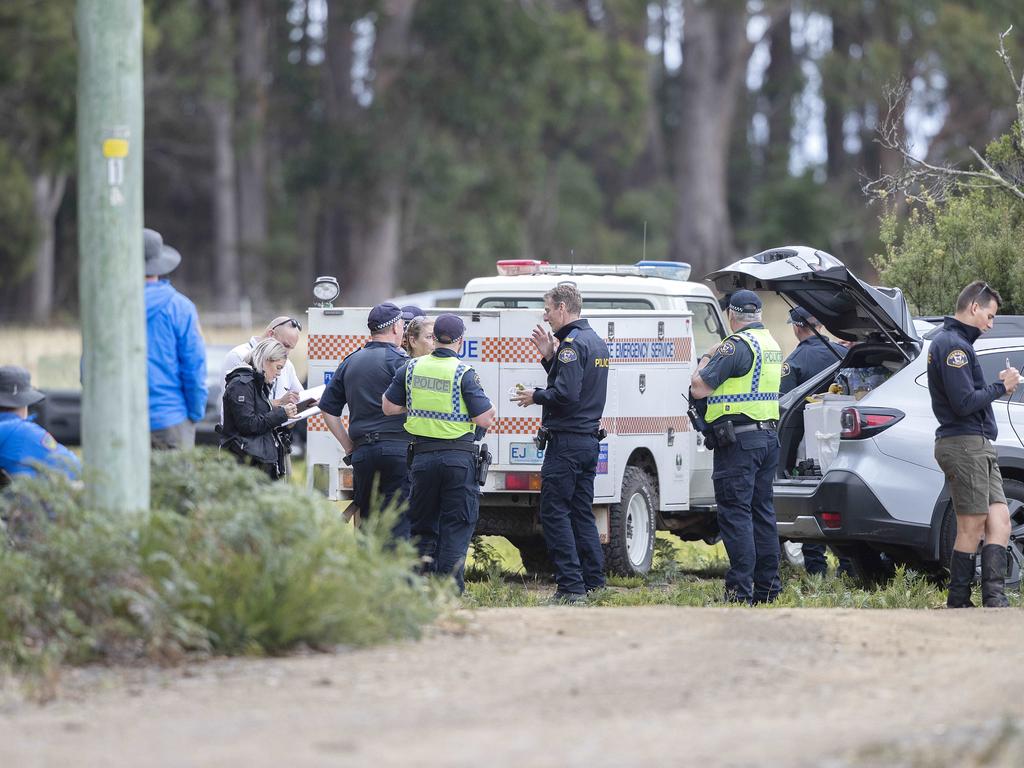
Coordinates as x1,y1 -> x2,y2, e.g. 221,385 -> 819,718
476,297 -> 654,310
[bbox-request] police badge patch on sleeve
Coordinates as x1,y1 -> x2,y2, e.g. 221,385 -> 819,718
41,432 -> 57,450
720,340 -> 736,356
946,349 -> 969,368
558,347 -> 578,364
781,362 -> 791,376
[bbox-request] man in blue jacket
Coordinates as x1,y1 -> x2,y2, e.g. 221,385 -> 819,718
928,281 -> 1020,608
144,228 -> 207,449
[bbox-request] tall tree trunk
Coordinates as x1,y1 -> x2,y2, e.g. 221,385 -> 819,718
346,177 -> 402,304
208,0 -> 240,312
30,172 -> 68,323
824,8 -> 850,180
236,0 -> 268,308
667,0 -> 750,278
763,10 -> 795,175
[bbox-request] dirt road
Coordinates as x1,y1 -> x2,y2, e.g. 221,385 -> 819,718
3,607 -> 1023,767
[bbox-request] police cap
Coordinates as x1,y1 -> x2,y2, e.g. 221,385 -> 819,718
728,289 -> 762,313
787,307 -> 819,327
433,313 -> 465,344
367,302 -> 403,332
401,304 -> 425,321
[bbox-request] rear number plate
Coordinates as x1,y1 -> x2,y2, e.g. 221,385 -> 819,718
510,442 -> 544,464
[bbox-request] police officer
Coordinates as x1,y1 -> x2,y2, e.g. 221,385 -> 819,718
690,290 -> 783,603
512,283 -> 610,603
779,307 -> 846,396
928,281 -> 1020,608
0,366 -> 80,483
321,302 -> 412,538
780,306 -> 849,577
382,314 -> 495,593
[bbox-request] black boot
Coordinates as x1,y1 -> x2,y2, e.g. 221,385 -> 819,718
981,544 -> 1010,608
947,550 -> 976,608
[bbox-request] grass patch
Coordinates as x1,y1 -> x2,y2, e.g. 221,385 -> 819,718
0,450 -> 442,686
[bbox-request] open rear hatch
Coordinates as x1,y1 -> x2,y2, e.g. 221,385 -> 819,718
706,245 -> 920,356
706,246 -> 920,481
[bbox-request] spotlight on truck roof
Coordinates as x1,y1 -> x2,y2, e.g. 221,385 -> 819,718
313,275 -> 340,307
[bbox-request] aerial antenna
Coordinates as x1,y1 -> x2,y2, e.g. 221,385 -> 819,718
642,220 -> 648,261
570,248 -> 575,275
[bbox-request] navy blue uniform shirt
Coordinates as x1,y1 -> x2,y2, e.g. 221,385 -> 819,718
780,335 -> 846,395
927,316 -> 1005,440
533,319 -> 609,433
319,341 -> 408,441
386,348 -> 493,441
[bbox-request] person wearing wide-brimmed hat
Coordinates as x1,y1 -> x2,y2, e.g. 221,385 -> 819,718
0,366 -> 80,482
144,228 -> 208,450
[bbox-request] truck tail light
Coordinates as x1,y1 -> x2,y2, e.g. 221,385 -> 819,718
505,472 -> 542,491
839,407 -> 904,440
821,512 -> 842,529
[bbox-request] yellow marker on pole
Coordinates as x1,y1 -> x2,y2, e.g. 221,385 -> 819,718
102,138 -> 129,158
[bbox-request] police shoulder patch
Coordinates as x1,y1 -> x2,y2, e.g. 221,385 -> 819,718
946,348 -> 969,368
558,347 -> 579,364
720,340 -> 736,357
781,362 -> 791,376
41,431 -> 57,451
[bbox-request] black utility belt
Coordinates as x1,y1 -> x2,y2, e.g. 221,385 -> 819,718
410,440 -> 478,456
731,420 -> 778,434
352,431 -> 410,448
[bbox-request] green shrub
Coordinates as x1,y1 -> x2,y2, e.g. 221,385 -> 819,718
0,450 -> 441,674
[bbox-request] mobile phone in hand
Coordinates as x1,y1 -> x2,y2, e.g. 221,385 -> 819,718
295,397 -> 318,411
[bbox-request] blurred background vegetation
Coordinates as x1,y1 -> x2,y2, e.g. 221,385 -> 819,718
1,0 -> 1024,323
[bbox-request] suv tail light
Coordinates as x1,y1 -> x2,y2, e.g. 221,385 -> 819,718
840,407 -> 905,440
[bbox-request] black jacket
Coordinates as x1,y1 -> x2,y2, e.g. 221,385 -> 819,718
927,316 -> 1005,440
221,366 -> 289,465
534,319 -> 609,433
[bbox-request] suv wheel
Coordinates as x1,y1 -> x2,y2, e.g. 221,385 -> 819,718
605,466 -> 657,576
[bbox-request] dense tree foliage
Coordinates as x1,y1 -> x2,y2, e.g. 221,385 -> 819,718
1,0 -> 1023,320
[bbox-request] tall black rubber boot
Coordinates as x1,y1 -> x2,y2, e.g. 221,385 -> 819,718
981,544 -> 1010,608
947,549 -> 976,608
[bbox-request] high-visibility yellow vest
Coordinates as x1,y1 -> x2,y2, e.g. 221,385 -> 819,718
404,354 -> 475,439
705,327 -> 782,423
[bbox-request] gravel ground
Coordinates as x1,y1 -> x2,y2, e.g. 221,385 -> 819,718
2,607 -> 1023,768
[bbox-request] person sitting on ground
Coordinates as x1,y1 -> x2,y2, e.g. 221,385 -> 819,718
402,315 -> 435,358
220,339 -> 298,480
221,316 -> 304,414
0,366 -> 80,483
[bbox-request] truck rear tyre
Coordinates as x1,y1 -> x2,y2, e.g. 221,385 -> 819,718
605,465 -> 657,576
510,536 -> 555,577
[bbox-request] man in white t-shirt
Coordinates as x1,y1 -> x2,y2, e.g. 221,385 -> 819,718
221,316 -> 303,420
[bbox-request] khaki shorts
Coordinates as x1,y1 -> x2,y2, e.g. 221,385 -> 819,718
934,435 -> 1006,516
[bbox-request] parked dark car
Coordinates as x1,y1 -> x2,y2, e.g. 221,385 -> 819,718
31,344 -> 307,455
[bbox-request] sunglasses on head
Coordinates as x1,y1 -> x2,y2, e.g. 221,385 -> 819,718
270,317 -> 302,332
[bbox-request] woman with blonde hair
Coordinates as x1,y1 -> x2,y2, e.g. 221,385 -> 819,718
220,338 -> 298,479
402,315 -> 435,358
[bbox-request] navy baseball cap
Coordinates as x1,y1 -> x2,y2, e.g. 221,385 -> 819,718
401,304 -> 425,321
433,313 -> 465,344
787,307 -> 818,326
728,289 -> 762,313
367,302 -> 403,332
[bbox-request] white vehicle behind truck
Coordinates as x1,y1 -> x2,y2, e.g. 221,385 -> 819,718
305,260 -> 729,576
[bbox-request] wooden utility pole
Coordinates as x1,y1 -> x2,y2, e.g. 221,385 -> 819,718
77,0 -> 149,512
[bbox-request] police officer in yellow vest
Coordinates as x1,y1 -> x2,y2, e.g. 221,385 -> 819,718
690,290 -> 783,603
383,313 -> 496,593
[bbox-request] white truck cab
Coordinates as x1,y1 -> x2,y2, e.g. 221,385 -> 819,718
305,260 -> 729,576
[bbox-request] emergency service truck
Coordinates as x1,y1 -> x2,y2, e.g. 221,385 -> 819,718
305,260 -> 730,576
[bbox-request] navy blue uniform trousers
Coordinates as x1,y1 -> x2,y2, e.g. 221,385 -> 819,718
802,542 -> 854,577
712,428 -> 781,603
409,448 -> 479,593
539,432 -> 606,595
351,440 -> 411,540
